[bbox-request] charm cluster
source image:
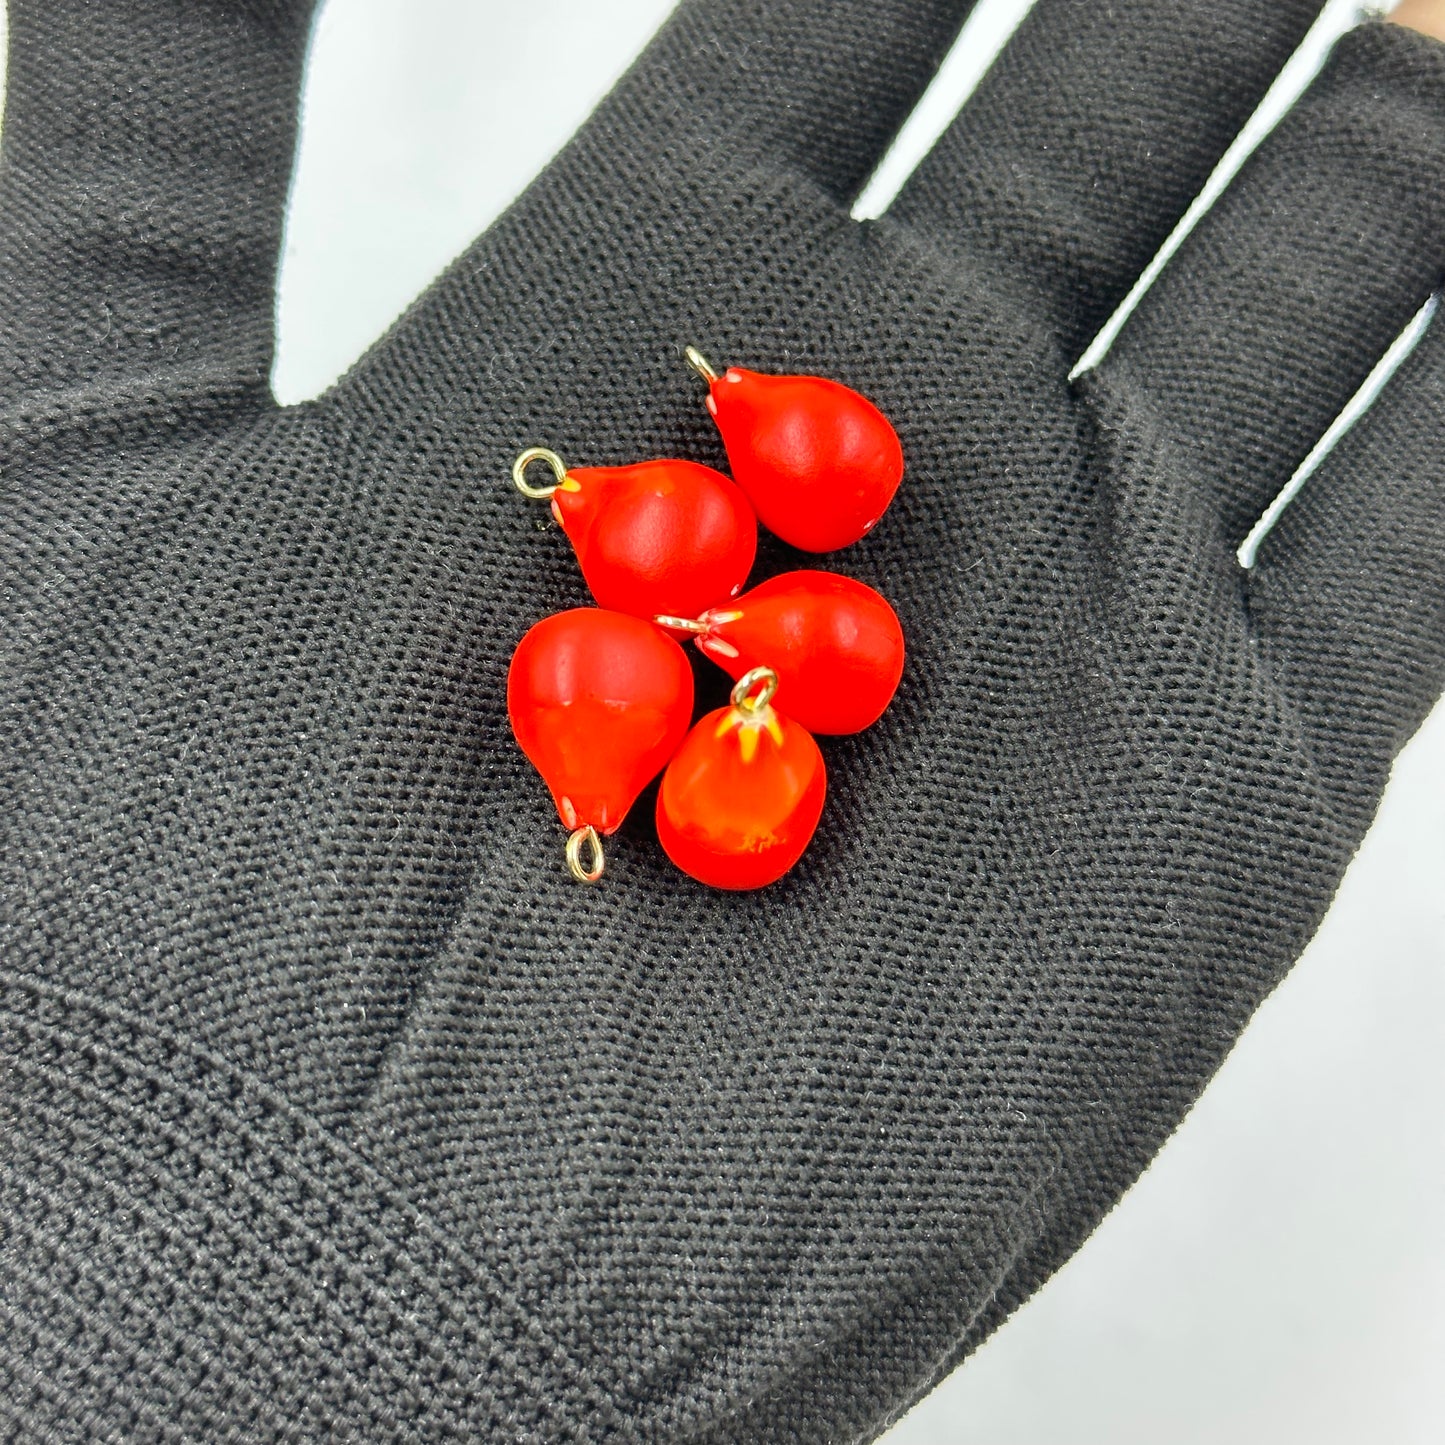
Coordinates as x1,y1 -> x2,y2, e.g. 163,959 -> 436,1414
507,348 -> 905,890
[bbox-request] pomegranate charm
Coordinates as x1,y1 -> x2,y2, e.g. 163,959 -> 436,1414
656,667 -> 826,891
503,343 -> 908,886
514,447 -> 755,620
508,608 -> 693,882
685,348 -> 902,553
661,569 -> 904,735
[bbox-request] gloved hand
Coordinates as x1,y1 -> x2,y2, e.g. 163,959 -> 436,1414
2,0 -> 1442,1438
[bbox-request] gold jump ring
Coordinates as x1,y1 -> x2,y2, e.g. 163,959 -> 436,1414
730,666 -> 778,714
684,346 -> 719,384
565,824 -> 604,884
513,446 -> 569,499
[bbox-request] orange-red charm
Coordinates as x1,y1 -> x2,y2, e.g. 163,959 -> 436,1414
686,349 -> 902,553
673,569 -> 904,735
514,448 -> 755,620
509,608 -> 693,879
656,668 -> 826,890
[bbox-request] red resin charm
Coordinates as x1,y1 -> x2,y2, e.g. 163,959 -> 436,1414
682,569 -> 904,735
691,355 -> 903,552
657,669 -> 826,890
508,609 -> 693,841
518,450 -> 756,619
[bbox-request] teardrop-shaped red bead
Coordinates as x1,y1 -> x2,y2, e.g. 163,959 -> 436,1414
703,368 -> 902,552
691,570 -> 903,734
552,459 -> 756,619
657,697 -> 825,890
508,609 -> 693,835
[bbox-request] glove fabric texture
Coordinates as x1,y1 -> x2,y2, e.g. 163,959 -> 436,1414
2,1 -> 1443,1439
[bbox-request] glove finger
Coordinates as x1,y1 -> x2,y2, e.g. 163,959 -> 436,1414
1246,301 -> 1444,819
1098,22 -> 1445,548
886,0 -> 1326,359
610,0 -> 977,204
0,0 -> 317,404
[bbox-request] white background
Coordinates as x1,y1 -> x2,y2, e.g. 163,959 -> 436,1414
6,1 -> 1442,1438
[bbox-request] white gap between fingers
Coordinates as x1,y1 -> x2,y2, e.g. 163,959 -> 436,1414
272,0 -> 678,405
1237,293 -> 1440,570
851,0 -> 1035,220
1071,0 -> 1368,378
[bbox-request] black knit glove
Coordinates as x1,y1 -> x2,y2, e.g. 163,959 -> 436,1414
3,1 -> 1442,1438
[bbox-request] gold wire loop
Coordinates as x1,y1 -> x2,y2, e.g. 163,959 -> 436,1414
565,824 -> 605,884
653,614 -> 709,634
684,346 -> 719,384
513,446 -> 569,499
730,665 -> 778,714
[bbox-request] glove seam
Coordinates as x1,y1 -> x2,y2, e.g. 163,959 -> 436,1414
0,966 -> 623,1437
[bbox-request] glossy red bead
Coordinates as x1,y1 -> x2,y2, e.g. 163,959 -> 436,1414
690,570 -> 904,735
656,693 -> 826,890
552,459 -> 756,620
508,609 -> 693,836
703,367 -> 902,552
